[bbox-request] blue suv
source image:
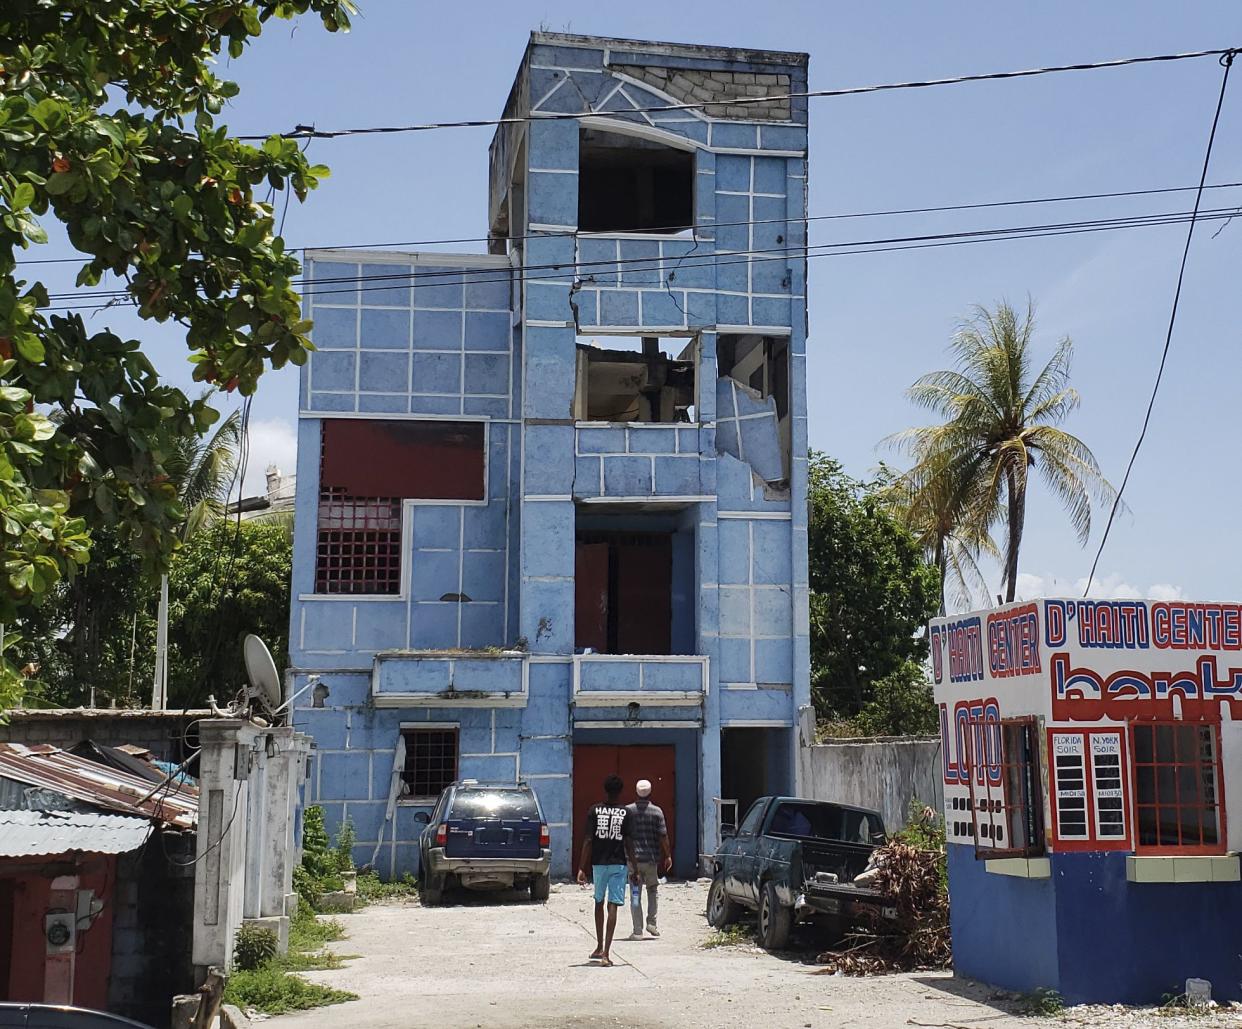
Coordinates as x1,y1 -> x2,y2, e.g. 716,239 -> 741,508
416,780 -> 551,905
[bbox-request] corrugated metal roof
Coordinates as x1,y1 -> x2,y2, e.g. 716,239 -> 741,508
0,809 -> 151,857
0,743 -> 198,829
3,708 -> 212,720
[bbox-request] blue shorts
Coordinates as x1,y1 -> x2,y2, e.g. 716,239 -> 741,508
592,864 -> 627,905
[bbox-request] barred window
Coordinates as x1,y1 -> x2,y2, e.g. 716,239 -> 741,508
314,419 -> 486,595
315,489 -> 402,594
401,727 -> 459,800
1132,722 -> 1224,853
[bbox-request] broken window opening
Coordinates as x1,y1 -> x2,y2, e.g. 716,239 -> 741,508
717,334 -> 791,485
721,728 -> 792,821
314,419 -> 486,595
1132,721 -> 1223,853
575,335 -> 697,423
578,128 -> 694,234
400,727 -> 459,800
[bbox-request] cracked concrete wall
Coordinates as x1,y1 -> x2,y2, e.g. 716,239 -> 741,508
714,376 -> 784,485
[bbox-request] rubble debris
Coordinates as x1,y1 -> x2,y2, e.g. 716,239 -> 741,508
815,841 -> 950,974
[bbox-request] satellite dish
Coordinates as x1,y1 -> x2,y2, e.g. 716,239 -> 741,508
243,634 -> 282,712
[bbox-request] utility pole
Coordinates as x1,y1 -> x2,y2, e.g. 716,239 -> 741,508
151,573 -> 169,710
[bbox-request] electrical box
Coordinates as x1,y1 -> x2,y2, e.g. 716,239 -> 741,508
45,911 -> 75,955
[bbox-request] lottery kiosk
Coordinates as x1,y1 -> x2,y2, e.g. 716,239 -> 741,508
931,598 -> 1242,1003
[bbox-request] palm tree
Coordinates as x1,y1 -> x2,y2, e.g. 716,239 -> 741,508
887,300 -> 1117,604
879,452 -> 999,614
150,398 -> 241,707
164,403 -> 243,543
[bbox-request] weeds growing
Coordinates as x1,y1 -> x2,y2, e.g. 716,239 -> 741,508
701,923 -> 756,949
1017,988 -> 1065,1017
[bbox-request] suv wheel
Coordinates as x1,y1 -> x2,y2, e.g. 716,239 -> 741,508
757,881 -> 792,950
530,874 -> 551,902
421,873 -> 445,906
706,874 -> 739,928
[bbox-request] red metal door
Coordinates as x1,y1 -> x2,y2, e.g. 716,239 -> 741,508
615,538 -> 672,655
574,542 -> 610,652
573,744 -> 676,872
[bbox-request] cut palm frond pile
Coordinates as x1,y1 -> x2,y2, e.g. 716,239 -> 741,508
816,841 -> 950,975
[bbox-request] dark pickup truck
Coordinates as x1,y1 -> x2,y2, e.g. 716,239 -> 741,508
707,796 -> 896,949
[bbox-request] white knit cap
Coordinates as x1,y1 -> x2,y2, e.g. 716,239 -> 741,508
636,779 -> 652,797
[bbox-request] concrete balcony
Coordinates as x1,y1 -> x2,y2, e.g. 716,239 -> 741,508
572,654 -> 709,707
371,650 -> 528,708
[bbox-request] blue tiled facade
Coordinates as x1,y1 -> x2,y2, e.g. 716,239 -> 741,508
290,33 -> 811,879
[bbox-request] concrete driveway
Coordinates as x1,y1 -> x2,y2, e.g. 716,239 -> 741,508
273,880 -> 1043,1029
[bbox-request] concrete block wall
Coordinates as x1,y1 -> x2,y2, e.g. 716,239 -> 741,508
800,737 -> 945,834
109,833 -> 196,1026
293,251 -> 520,662
0,711 -> 206,762
290,669 -> 568,879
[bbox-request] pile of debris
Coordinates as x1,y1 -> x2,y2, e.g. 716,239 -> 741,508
816,841 -> 950,975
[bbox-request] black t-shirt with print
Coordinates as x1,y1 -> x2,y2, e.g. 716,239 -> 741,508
587,802 -> 632,866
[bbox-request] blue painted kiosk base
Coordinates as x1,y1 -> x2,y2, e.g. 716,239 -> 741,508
948,845 -> 1242,1004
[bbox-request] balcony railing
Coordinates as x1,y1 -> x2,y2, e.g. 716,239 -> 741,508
572,654 -> 709,707
372,650 -> 527,708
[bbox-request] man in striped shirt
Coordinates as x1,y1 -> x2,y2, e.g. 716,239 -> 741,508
625,778 -> 672,939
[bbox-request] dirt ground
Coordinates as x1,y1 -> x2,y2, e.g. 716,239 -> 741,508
272,881 -> 1240,1029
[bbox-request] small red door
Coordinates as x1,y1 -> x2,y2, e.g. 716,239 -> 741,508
572,744 -> 676,872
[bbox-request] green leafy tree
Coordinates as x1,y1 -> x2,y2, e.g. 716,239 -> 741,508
12,526 -> 148,707
0,0 -> 351,695
14,518 -> 291,708
887,300 -> 1116,603
808,452 -> 940,723
155,520 -> 292,708
850,661 -> 939,737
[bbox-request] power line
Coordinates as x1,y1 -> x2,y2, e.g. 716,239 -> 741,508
41,211 -> 1242,315
1085,51 -> 1235,595
38,205 -> 1242,306
17,179 -> 1242,269
233,46 -> 1239,141
38,204 -> 1242,309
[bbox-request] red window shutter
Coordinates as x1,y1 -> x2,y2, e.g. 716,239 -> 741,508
320,420 -> 485,500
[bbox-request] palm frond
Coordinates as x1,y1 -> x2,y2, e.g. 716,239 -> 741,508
163,395 -> 242,541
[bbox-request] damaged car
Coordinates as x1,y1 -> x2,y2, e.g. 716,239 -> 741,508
706,796 -> 895,950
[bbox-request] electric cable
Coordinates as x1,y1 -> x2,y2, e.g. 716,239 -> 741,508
36,205 -> 1242,311
161,780 -> 245,867
1084,50 -> 1236,595
36,204 -> 1242,303
231,46 -> 1239,141
15,179 -> 1242,267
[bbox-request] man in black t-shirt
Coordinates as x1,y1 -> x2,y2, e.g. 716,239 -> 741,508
576,773 -> 635,966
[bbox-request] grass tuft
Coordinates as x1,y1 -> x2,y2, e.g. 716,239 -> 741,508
356,870 -> 419,905
223,965 -> 356,1015
1017,988 -> 1064,1016
701,923 -> 756,949
223,898 -> 359,1014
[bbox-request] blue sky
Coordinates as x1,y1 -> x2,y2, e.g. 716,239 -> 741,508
31,2 -> 1242,608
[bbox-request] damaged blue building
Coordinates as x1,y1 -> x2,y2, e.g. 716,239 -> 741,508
288,32 -> 812,878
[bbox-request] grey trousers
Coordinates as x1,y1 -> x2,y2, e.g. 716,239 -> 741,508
630,861 -> 659,933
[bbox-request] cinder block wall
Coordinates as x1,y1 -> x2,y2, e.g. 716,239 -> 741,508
108,832 -> 196,1027
801,737 -> 945,834
0,711 -> 207,763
